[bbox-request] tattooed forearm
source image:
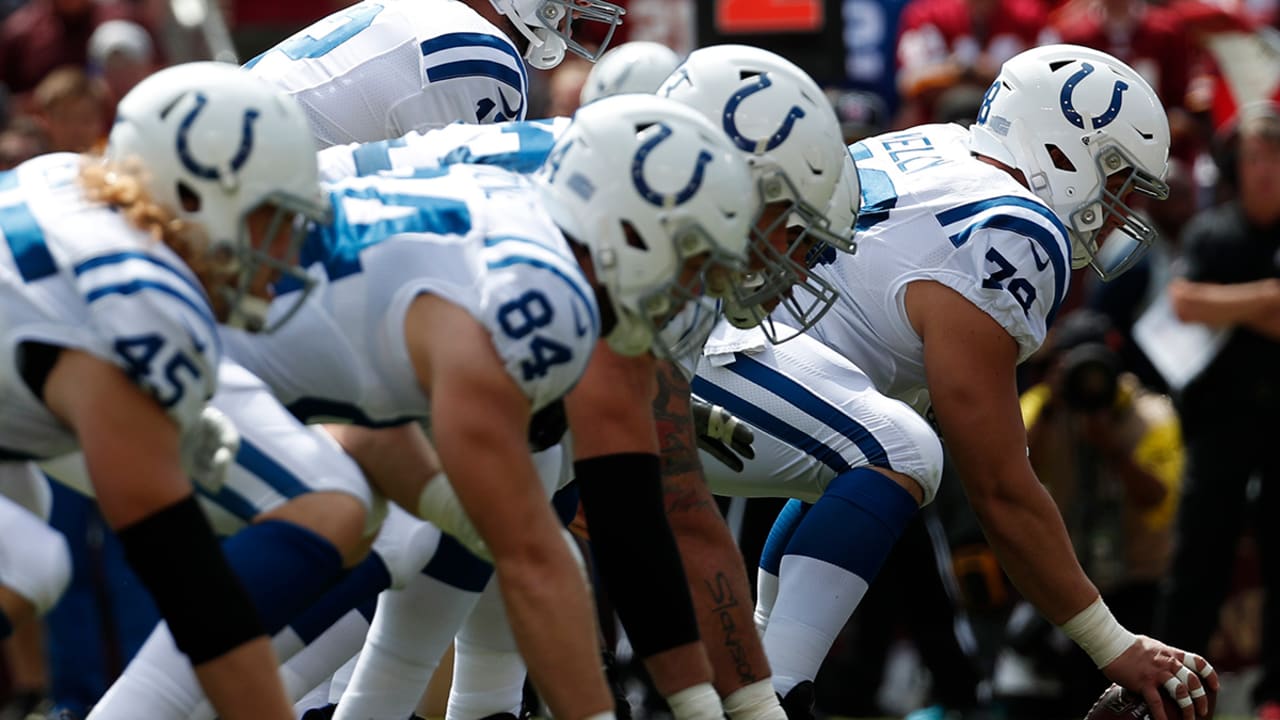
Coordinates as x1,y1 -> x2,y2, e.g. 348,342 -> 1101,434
704,571 -> 761,684
652,359 -> 704,478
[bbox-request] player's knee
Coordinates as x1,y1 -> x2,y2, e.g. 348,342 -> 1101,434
874,407 -> 944,507
902,414 -> 944,506
264,491 -> 371,567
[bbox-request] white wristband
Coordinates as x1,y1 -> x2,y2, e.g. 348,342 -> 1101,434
665,683 -> 724,720
722,679 -> 786,720
1059,596 -> 1137,668
416,472 -> 491,562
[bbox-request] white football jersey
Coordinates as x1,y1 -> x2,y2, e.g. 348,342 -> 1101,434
781,124 -> 1070,411
317,117 -> 571,183
220,163 -> 599,426
0,154 -> 219,459
245,0 -> 528,148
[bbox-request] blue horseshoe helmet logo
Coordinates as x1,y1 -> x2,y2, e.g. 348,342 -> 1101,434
1060,63 -> 1129,130
723,73 -> 806,154
176,93 -> 261,181
632,123 -> 713,207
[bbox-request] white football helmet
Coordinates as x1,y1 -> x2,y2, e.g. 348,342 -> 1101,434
489,0 -> 625,70
105,61 -> 330,332
658,44 -> 851,344
809,148 -> 862,265
969,44 -> 1170,280
531,94 -> 756,357
579,41 -> 680,105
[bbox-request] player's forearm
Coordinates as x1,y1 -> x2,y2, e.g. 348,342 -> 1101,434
966,466 -> 1099,624
653,360 -> 769,694
434,400 -> 612,719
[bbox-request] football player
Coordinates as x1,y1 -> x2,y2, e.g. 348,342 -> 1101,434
728,45 -> 1216,720
0,62 -> 353,720
245,0 -> 624,147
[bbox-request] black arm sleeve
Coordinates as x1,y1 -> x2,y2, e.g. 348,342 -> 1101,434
116,494 -> 265,665
575,452 -> 701,658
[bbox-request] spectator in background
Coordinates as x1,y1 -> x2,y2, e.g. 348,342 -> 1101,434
0,116 -> 47,170
0,0 -> 149,98
1051,0 -> 1201,159
998,310 -> 1183,719
1157,100 -> 1280,720
1088,156 -> 1198,392
895,0 -> 1057,125
88,19 -> 155,117
828,88 -> 889,142
31,66 -> 103,153
545,55 -> 592,118
1024,311 -> 1181,636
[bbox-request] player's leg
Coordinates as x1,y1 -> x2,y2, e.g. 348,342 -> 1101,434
447,574 -> 527,720
753,499 -> 808,637
692,332 -> 943,713
0,464 -> 71,637
332,510 -> 492,720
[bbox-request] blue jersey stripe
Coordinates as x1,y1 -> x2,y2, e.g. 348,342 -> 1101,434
74,251 -> 207,302
948,214 -> 1067,327
351,136 -> 408,177
0,202 -> 56,282
0,171 -> 17,191
84,279 -> 218,338
242,51 -> 266,70
692,376 -> 854,475
197,483 -> 259,522
485,254 -> 599,335
352,143 -> 393,176
426,59 -> 524,93
726,352 -> 891,468
936,195 -> 1069,238
420,31 -> 518,56
420,32 -> 527,89
482,233 -> 573,262
235,438 -> 312,500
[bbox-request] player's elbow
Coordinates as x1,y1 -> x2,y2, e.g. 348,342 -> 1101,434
961,468 -> 1035,527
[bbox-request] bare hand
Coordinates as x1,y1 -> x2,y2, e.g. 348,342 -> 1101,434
1103,636 -> 1219,720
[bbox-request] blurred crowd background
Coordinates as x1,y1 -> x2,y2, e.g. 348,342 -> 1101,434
0,0 -> 1276,719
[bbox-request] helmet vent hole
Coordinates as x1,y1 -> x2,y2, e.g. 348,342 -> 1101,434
1048,60 -> 1074,72
621,221 -> 648,251
634,122 -> 655,135
159,94 -> 186,120
177,181 -> 201,213
739,70 -> 761,82
1046,145 -> 1077,172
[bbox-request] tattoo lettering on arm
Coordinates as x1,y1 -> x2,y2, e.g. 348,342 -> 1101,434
705,571 -> 760,684
652,359 -> 712,512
